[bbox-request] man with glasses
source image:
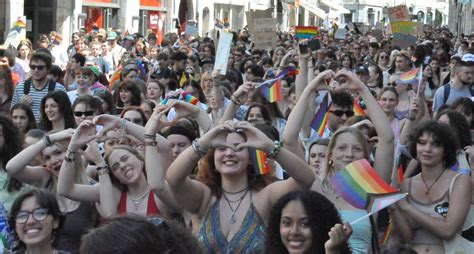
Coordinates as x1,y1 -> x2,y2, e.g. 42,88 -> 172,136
326,91 -> 354,135
11,52 -> 66,122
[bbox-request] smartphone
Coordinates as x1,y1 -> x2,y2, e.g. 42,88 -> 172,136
299,43 -> 309,54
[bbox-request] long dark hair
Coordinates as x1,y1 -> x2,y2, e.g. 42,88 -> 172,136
11,103 -> 37,133
266,190 -> 351,254
0,114 -> 23,192
39,91 -> 76,131
8,189 -> 65,250
115,80 -> 142,109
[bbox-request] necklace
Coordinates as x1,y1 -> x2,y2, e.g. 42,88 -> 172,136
223,188 -> 249,224
420,169 -> 445,195
222,186 -> 249,195
128,187 -> 150,210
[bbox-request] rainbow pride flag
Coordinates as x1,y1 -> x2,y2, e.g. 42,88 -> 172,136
260,79 -> 281,103
12,20 -> 26,33
396,67 -> 421,85
310,94 -> 329,137
249,148 -> 270,175
180,91 -> 199,105
53,34 -> 63,45
329,159 -> 406,212
295,26 -> 320,39
353,100 -> 366,116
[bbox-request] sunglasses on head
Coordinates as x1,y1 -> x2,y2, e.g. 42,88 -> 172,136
74,111 -> 95,117
329,110 -> 354,117
30,64 -> 46,70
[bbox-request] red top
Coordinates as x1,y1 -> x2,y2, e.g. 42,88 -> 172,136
117,190 -> 160,217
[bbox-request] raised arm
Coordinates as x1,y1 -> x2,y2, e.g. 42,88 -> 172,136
219,82 -> 254,124
336,70 -> 395,183
6,129 -> 74,186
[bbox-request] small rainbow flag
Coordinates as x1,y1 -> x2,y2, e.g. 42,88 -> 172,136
260,79 -> 281,103
180,91 -> 199,105
310,94 -> 329,137
108,68 -> 122,87
179,72 -> 187,87
353,100 -> 366,116
396,163 -> 404,184
53,34 -> 63,45
380,223 -> 393,244
396,67 -> 421,85
329,159 -> 406,212
12,20 -> 26,33
295,26 -> 320,39
249,148 -> 271,175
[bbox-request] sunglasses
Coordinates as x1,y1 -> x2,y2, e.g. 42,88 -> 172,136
15,208 -> 49,224
30,65 -> 46,70
74,111 -> 94,117
380,55 -> 388,59
329,110 -> 355,117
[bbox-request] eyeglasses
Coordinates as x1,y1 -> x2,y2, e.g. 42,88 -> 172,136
329,110 -> 355,117
74,111 -> 94,117
15,208 -> 49,224
380,55 -> 388,59
29,65 -> 46,71
353,47 -> 360,50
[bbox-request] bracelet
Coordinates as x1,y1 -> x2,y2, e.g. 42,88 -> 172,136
97,165 -> 109,176
230,95 -> 242,106
144,133 -> 156,140
42,136 -> 53,147
64,150 -> 76,162
192,139 -> 208,157
267,140 -> 283,159
120,118 -> 127,130
145,140 -> 158,146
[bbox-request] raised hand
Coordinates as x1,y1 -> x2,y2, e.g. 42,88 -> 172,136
145,104 -> 172,134
49,128 -> 75,143
233,82 -> 255,103
307,70 -> 336,93
69,120 -> 98,152
198,121 -> 234,151
167,99 -> 200,122
82,140 -> 102,163
334,70 -> 366,92
234,121 -> 274,152
408,98 -> 421,120
324,223 -> 353,252
92,114 -> 122,137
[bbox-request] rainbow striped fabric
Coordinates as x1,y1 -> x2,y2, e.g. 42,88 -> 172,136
249,148 -> 270,175
353,100 -> 366,116
11,20 -> 26,33
260,79 -> 281,103
329,159 -> 406,212
310,94 -> 329,137
160,90 -> 199,105
295,26 -> 320,39
396,67 -> 421,85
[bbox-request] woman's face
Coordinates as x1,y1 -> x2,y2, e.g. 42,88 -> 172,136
395,56 -> 409,72
379,90 -> 398,113
75,73 -> 92,89
378,53 -> 388,65
19,45 -> 30,59
108,149 -> 144,185
416,132 -> 444,167
44,98 -> 61,123
135,41 -> 144,52
342,57 -> 351,68
119,89 -> 133,104
280,200 -> 313,254
123,110 -> 144,126
15,196 -> 58,248
74,103 -> 95,125
202,78 -> 213,93
167,134 -> 191,159
150,47 -> 158,57
12,108 -> 29,133
331,132 -> 365,170
247,107 -> 264,122
275,50 -> 284,62
309,144 -> 327,174
42,144 -> 65,173
147,82 -> 161,100
140,103 -> 153,120
429,60 -> 440,72
125,70 -> 138,81
214,132 -> 249,176
103,130 -> 130,155
368,66 -> 378,83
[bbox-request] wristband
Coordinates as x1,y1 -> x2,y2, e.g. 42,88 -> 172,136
97,165 -> 109,176
42,136 -> 53,147
230,95 -> 242,106
145,140 -> 158,146
64,150 -> 76,162
267,140 -> 283,159
192,139 -> 208,157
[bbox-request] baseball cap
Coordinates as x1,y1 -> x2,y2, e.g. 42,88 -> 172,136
106,31 -> 117,41
355,65 -> 369,75
462,53 -> 474,62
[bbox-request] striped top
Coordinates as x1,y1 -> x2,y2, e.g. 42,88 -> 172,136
11,80 -> 66,122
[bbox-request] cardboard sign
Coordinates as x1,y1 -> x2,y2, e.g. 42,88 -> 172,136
185,24 -> 199,37
392,33 -> 417,49
214,31 -> 233,75
390,21 -> 413,34
388,5 -> 409,22
246,9 -> 277,49
334,28 -> 347,39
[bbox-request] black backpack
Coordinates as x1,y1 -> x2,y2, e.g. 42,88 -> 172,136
442,82 -> 474,104
23,78 -> 56,95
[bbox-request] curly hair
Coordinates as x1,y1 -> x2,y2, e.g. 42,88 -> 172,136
409,120 -> 458,168
0,114 -> 23,192
39,91 -> 76,131
266,190 -> 351,254
435,110 -> 471,149
104,145 -> 146,192
195,132 -> 273,198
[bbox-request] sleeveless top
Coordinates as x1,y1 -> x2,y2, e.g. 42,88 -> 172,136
339,210 -> 371,254
197,192 -> 266,254
117,191 -> 160,217
57,202 -> 96,253
408,173 -> 462,245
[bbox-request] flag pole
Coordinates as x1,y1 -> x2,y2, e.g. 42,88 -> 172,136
416,66 -> 423,98
350,212 -> 373,225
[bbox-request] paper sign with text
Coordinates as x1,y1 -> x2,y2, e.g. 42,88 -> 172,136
388,5 -> 409,22
214,31 -> 234,75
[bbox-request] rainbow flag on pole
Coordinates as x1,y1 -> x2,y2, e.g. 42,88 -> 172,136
295,26 -> 320,39
396,67 -> 421,85
249,148 -> 271,175
329,159 -> 406,215
260,79 -> 281,103
310,94 -> 329,137
160,90 -> 198,105
353,100 -> 366,116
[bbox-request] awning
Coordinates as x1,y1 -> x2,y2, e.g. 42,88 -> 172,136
300,1 -> 327,19
319,0 -> 350,14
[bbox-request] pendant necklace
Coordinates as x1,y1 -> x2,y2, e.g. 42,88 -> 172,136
223,188 -> 249,224
128,187 -> 150,210
420,169 -> 444,195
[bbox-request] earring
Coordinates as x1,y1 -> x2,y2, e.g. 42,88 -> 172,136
328,159 -> 334,168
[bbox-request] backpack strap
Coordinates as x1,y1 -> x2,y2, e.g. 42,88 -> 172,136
23,79 -> 32,95
443,83 -> 451,104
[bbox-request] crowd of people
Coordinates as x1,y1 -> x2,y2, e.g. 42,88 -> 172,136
0,23 -> 472,254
